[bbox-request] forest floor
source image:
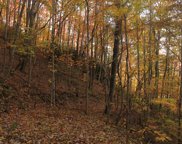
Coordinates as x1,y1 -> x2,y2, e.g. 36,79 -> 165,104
0,47 -> 128,144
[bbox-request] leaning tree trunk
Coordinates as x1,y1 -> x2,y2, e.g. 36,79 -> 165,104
8,0 -> 26,75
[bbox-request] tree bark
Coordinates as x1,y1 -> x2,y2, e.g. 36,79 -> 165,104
51,0 -> 56,106
136,20 -> 141,97
105,12 -> 122,115
154,30 -> 160,98
124,14 -> 130,144
178,28 -> 182,144
3,0 -> 10,73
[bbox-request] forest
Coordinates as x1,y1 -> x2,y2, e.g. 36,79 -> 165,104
0,0 -> 181,143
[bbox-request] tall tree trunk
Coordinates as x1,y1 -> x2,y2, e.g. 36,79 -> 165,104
26,0 -> 40,95
85,0 -> 89,114
85,0 -> 89,56
124,14 -> 130,144
136,20 -> 141,97
8,0 -> 26,74
51,0 -> 56,106
76,29 -> 80,55
155,30 -> 160,98
161,31 -> 170,99
115,19 -> 123,124
71,20 -> 75,50
76,9 -> 82,55
147,0 -> 153,116
94,31 -> 98,61
143,31 -> 147,103
3,0 -> 10,73
62,22 -> 66,51
13,0 -> 17,28
105,7 -> 122,116
178,28 -> 182,144
67,19 -> 72,49
57,10 -> 63,51
80,25 -> 85,55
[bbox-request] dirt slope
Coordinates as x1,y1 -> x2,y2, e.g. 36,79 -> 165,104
0,48 -> 127,144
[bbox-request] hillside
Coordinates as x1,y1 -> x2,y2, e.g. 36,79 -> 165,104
0,0 -> 181,143
0,48 -> 127,144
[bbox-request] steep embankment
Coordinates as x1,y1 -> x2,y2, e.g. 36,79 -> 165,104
0,48 -> 127,144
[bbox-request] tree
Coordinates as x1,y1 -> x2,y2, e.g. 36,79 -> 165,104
105,0 -> 122,116
3,0 -> 10,73
51,0 -> 56,106
178,27 -> 182,144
